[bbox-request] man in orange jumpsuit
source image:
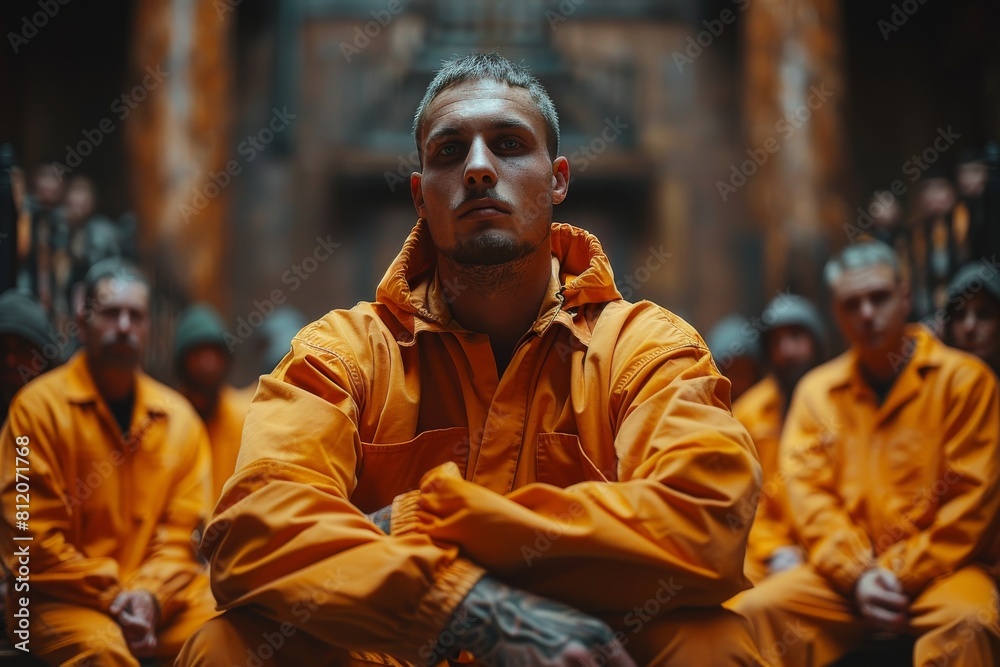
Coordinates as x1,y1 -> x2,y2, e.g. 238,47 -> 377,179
174,303 -> 252,502
0,289 -> 59,652
177,53 -> 764,666
733,241 -> 1000,666
731,294 -> 825,584
0,259 -> 218,666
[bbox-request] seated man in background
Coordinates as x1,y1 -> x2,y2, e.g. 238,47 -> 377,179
0,289 -> 59,651
174,303 -> 252,502
942,261 -> 1000,377
731,293 -> 825,584
0,289 -> 59,426
178,53 -> 763,666
733,241 -> 1000,666
0,259 -> 218,666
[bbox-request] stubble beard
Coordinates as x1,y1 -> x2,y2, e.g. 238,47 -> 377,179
442,230 -> 549,296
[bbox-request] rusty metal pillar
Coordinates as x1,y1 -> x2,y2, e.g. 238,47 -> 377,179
742,0 -> 850,300
125,0 -> 233,375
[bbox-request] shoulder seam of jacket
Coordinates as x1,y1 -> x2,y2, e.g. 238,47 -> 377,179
613,343 -> 699,398
292,336 -> 366,405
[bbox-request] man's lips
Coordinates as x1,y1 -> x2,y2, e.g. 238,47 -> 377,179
458,199 -> 511,219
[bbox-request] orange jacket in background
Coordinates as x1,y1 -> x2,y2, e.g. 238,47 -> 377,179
0,351 -> 212,622
732,374 -> 799,579
782,325 -> 1000,597
202,220 -> 761,662
204,384 -> 252,501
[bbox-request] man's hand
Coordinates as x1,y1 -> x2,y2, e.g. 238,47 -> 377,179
855,568 -> 909,634
429,575 -> 637,667
767,546 -> 805,575
110,590 -> 159,657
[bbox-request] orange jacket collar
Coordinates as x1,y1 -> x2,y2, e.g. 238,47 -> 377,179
374,219 -> 623,344
62,350 -> 171,418
828,324 -> 945,403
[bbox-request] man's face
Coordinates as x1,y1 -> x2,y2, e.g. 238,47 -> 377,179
831,263 -> 910,358
411,79 -> 569,265
868,191 -> 902,234
767,324 -> 818,391
0,334 -> 41,405
957,162 -> 988,199
181,343 -> 230,392
949,291 -> 1000,369
34,172 -> 63,210
81,278 -> 150,370
65,184 -> 95,225
918,178 -> 956,218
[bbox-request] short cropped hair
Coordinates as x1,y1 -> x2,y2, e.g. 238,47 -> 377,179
823,241 -> 903,288
412,52 -> 560,165
82,257 -> 149,308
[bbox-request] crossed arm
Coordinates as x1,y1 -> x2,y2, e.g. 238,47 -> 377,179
205,335 -> 758,664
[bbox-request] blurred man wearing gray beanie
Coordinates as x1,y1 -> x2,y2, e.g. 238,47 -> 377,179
729,293 -> 827,585
0,288 -> 58,425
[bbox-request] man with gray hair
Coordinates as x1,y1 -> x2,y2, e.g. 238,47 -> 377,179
178,53 -> 763,666
733,240 -> 1000,665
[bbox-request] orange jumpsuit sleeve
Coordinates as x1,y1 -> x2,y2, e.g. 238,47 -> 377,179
0,400 -> 123,612
876,368 -> 1000,595
782,387 -> 875,596
733,398 -> 795,568
745,480 -> 796,567
203,340 -> 484,662
396,343 -> 762,613
126,418 -> 213,623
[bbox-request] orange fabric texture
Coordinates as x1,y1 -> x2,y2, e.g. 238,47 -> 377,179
204,384 -> 252,501
198,221 -> 762,663
175,605 -> 763,667
0,351 -> 216,653
779,325 -> 1000,598
735,562 -> 1000,666
732,375 -> 799,582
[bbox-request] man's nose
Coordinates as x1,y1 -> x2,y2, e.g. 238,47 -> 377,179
117,310 -> 132,331
956,310 -> 977,334
464,137 -> 497,188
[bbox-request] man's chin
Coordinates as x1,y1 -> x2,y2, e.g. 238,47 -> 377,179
97,351 -> 141,368
775,365 -> 812,394
448,233 -> 533,266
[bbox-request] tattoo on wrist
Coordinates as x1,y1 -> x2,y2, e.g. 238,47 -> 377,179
367,505 -> 392,533
426,576 -> 619,666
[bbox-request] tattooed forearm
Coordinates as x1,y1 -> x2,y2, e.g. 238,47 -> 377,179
367,504 -> 392,533
426,576 -> 634,667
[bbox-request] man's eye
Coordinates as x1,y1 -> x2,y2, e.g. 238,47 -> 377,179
499,139 -> 521,150
439,145 -> 458,157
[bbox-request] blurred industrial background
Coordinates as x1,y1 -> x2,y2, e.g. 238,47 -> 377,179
1,0 -> 997,384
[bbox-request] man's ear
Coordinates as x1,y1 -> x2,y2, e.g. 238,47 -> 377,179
410,172 -> 426,218
551,156 -> 570,205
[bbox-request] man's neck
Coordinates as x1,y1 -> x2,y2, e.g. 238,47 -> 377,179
857,336 -> 911,400
438,248 -> 552,375
182,385 -> 222,422
88,359 -> 137,404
